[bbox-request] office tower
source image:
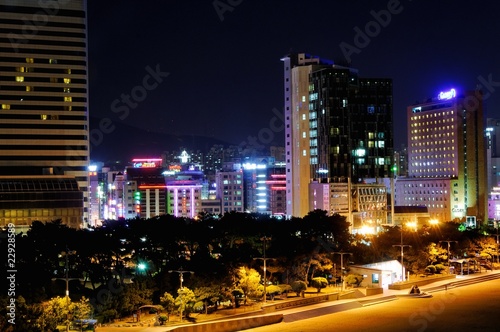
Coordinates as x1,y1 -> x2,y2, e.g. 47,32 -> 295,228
282,53 -> 393,218
0,0 -> 89,229
215,166 -> 244,213
395,89 -> 487,225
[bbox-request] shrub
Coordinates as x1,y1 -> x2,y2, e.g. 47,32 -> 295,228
434,264 -> 446,273
291,280 -> 307,297
425,265 -> 436,274
310,277 -> 328,292
344,274 -> 363,287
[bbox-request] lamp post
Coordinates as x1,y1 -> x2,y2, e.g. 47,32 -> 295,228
393,225 -> 411,281
440,240 -> 458,274
494,221 -> 500,265
333,252 -> 352,290
61,248 -> 76,332
253,236 -> 275,303
168,268 -> 194,322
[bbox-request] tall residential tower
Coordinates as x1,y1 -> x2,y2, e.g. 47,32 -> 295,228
282,53 -> 393,218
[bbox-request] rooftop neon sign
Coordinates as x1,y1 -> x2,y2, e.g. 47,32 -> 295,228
438,88 -> 456,100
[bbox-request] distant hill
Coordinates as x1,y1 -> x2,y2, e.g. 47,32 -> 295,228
88,116 -> 233,163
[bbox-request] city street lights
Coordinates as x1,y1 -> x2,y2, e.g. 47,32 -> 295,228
393,225 -> 411,281
440,240 -> 458,274
333,252 -> 352,290
253,236 -> 275,303
168,268 -> 194,322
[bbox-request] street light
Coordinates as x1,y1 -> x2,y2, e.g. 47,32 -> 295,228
393,225 -> 411,281
440,240 -> 457,274
60,248 -> 76,332
168,267 -> 194,322
333,252 -> 352,290
494,221 -> 500,265
253,236 -> 275,303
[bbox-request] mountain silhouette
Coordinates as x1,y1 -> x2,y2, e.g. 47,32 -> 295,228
88,116 -> 233,163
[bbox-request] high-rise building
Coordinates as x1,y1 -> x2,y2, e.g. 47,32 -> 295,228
395,89 -> 487,225
0,0 -> 89,228
281,53 -> 393,218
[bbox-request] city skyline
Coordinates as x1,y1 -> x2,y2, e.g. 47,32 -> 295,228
87,1 -> 500,159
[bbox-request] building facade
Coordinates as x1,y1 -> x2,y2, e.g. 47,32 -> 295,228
0,0 -> 90,228
282,53 -> 393,218
395,89 -> 487,225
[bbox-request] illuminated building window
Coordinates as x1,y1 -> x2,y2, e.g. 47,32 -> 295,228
26,86 -> 33,92
26,58 -> 34,63
64,78 -> 71,84
64,96 -> 72,102
16,76 -> 24,82
2,104 -> 10,110
41,114 -> 47,120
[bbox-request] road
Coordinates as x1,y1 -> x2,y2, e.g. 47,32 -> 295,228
246,277 -> 500,332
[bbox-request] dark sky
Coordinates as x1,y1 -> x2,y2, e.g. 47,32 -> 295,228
87,0 -> 500,153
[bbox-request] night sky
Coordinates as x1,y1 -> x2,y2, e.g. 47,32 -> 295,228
87,0 -> 500,155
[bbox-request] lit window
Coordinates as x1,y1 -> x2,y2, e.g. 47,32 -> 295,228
16,76 -> 24,82
41,114 -> 47,120
63,78 -> 71,84
2,104 -> 10,110
64,96 -> 72,102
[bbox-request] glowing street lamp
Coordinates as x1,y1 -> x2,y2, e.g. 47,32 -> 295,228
168,268 -> 194,322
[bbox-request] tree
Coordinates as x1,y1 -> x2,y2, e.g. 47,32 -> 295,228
36,296 -> 93,331
159,292 -> 175,322
310,277 -> 328,293
193,285 -> 224,314
116,278 -> 153,317
233,266 -> 261,304
175,287 -> 196,319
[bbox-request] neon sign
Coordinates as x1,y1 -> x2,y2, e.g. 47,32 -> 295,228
438,88 -> 456,100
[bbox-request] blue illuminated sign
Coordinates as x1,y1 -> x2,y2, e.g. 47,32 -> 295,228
438,88 -> 456,100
